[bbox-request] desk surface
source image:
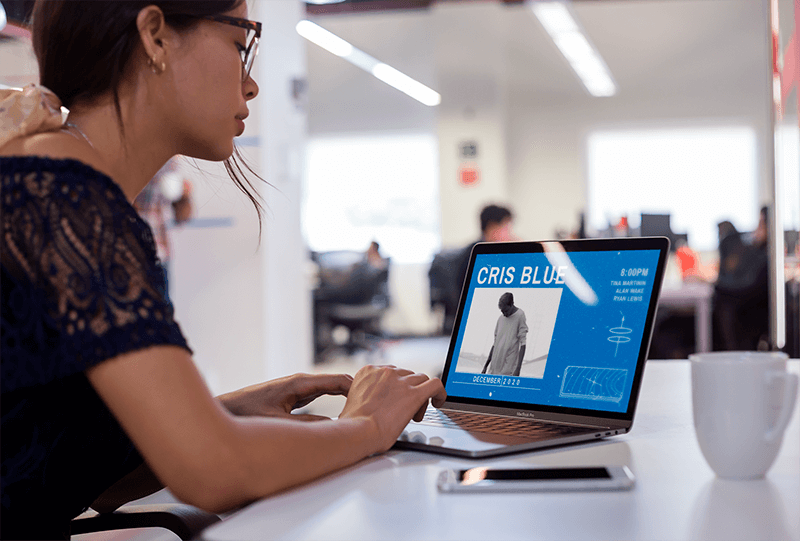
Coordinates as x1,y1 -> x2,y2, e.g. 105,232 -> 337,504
202,360 -> 800,541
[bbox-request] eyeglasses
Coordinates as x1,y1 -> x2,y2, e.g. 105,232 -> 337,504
201,14 -> 262,81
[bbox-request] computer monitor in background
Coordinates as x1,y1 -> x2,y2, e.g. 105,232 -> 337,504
640,214 -> 681,251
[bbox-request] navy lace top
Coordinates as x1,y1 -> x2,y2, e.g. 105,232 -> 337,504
1,157 -> 192,539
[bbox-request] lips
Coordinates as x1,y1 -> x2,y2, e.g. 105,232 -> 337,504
235,112 -> 248,136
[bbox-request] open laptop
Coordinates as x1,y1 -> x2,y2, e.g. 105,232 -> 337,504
394,236 -> 670,458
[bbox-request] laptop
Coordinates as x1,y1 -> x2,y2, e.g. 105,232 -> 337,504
394,236 -> 670,458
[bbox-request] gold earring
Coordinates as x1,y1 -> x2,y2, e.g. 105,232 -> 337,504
148,55 -> 166,74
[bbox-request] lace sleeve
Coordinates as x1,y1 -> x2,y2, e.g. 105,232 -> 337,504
1,157 -> 191,393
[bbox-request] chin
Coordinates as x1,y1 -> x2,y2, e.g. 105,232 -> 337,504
185,140 -> 236,162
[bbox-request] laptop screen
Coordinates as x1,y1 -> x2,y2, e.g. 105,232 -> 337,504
441,237 -> 669,419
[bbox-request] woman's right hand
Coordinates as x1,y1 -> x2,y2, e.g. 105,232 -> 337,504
339,365 -> 446,454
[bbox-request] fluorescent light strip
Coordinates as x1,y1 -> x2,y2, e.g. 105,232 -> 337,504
530,0 -> 617,97
296,20 -> 441,107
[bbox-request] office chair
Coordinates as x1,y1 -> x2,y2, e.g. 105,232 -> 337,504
312,250 -> 390,359
71,503 -> 221,540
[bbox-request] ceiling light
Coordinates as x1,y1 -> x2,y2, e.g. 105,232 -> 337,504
296,20 -> 352,57
372,63 -> 441,106
297,20 -> 441,107
529,0 -> 617,97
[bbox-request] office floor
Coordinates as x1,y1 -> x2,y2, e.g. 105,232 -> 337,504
73,336 -> 450,541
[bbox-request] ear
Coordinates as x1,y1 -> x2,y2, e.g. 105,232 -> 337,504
136,5 -> 170,64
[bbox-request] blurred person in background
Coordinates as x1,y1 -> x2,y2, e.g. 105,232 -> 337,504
429,203 -> 518,335
713,207 -> 770,350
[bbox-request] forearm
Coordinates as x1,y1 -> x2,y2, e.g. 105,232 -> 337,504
211,415 -> 377,511
89,348 -> 443,516
154,402 -> 380,514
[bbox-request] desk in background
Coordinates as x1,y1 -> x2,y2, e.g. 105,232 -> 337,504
202,360 -> 799,541
658,282 -> 714,353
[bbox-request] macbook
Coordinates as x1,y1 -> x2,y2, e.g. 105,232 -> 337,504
394,236 -> 670,458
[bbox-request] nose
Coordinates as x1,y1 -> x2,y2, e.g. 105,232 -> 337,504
243,74 -> 259,100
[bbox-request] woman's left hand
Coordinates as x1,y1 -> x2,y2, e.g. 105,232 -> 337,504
217,373 -> 352,421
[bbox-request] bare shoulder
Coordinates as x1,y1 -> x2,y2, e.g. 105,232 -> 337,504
0,131 -> 110,177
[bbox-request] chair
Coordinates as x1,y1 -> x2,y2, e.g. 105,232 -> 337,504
71,503 -> 221,540
428,246 -> 471,335
312,250 -> 390,359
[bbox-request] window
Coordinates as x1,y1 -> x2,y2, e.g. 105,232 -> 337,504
778,121 -> 799,233
303,133 -> 440,263
587,126 -> 758,251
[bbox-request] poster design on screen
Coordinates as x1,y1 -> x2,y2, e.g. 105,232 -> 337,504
455,287 -> 562,379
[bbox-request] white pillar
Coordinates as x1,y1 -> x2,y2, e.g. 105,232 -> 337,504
254,0 -> 314,379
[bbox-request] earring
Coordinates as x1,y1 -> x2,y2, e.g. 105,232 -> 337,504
147,54 -> 166,75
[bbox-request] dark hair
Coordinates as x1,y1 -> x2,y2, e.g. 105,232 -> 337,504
717,220 -> 739,240
500,292 -> 514,305
31,0 -> 266,233
480,204 -> 512,233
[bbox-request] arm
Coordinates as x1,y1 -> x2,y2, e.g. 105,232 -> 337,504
91,372 -> 353,512
87,346 -> 446,514
481,346 -> 494,374
513,345 -> 526,377
513,312 -> 528,377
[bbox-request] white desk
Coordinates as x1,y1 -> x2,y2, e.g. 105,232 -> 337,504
658,282 -> 714,353
202,361 -> 800,541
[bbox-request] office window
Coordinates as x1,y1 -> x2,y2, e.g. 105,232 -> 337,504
587,126 -> 758,251
778,121 -> 800,232
303,134 -> 440,263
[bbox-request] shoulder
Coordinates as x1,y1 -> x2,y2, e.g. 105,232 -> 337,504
1,131 -> 113,181
2,151 -> 151,267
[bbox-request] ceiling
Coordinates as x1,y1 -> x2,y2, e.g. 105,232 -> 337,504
304,0 -> 798,134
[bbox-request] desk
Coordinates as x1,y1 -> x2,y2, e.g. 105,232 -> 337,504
659,282 -> 714,353
202,361 -> 799,541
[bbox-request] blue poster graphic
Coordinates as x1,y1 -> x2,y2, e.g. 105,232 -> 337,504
444,249 -> 661,413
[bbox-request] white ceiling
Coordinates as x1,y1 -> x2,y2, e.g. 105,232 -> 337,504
305,0 -> 798,134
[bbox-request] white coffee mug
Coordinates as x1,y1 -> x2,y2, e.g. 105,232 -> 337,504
690,351 -> 798,480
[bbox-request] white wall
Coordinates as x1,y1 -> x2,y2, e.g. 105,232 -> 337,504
506,94 -> 774,244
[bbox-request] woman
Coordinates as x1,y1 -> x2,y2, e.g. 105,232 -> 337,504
0,1 -> 446,538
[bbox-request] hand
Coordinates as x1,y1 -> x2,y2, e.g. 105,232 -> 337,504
339,365 -> 446,453
218,373 -> 353,421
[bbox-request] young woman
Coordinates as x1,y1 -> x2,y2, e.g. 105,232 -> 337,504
0,1 -> 446,538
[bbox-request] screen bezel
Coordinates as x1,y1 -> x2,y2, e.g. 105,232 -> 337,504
439,236 -> 670,422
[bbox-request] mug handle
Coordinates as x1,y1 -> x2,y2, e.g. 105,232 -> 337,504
764,371 -> 799,442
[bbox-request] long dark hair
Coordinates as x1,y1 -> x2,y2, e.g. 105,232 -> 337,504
31,0 -> 266,233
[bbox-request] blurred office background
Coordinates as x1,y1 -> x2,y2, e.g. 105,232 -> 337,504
2,0 -> 798,395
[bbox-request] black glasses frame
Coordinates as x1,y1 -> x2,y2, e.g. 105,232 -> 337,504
201,14 -> 262,81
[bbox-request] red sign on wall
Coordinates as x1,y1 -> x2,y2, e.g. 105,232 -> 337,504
459,164 -> 480,187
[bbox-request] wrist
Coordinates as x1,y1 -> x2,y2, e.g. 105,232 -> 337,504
339,414 -> 385,456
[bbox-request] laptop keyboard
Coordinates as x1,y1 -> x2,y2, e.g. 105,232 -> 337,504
420,408 -> 596,438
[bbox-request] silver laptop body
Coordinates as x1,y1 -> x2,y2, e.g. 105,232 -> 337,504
394,237 -> 670,458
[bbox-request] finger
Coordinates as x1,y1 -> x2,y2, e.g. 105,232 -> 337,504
412,401 -> 428,423
292,374 -> 353,408
293,373 -> 353,398
417,378 -> 447,408
402,372 -> 430,386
